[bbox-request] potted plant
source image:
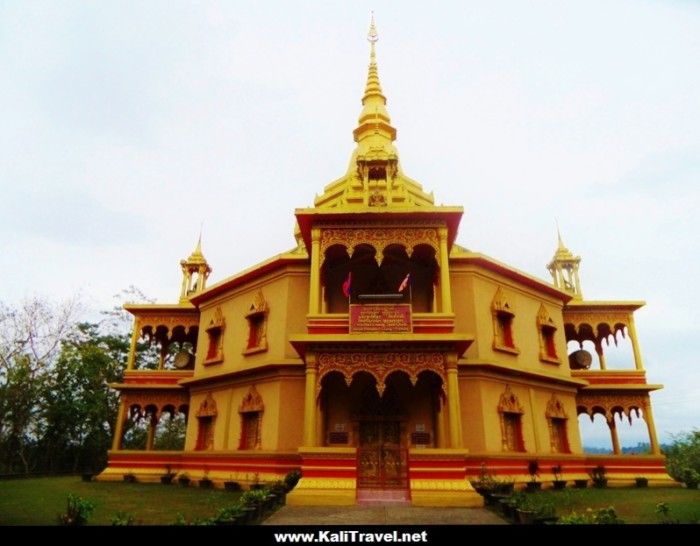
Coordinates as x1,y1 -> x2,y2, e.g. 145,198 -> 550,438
224,477 -> 242,492
178,472 -> 191,487
525,460 -> 541,492
199,470 -> 214,489
573,478 -> 588,489
250,472 -> 264,490
590,465 -> 608,488
515,494 -> 537,524
533,501 -> 558,525
551,465 -> 567,490
283,470 -> 301,492
123,472 -> 137,483
161,465 -> 176,485
635,476 -> 649,488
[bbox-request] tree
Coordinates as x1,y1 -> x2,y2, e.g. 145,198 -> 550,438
0,297 -> 81,473
665,430 -> 700,488
39,322 -> 129,472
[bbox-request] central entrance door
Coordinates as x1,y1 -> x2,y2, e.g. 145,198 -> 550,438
357,419 -> 409,498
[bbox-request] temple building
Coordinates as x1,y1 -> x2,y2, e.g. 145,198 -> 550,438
99,19 -> 672,506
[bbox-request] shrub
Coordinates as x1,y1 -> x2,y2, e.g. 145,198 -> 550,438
111,511 -> 135,526
58,494 -> 95,526
558,506 -> 624,525
284,470 -> 301,491
665,430 -> 700,487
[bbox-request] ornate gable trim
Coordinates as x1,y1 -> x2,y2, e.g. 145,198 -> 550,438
196,392 -> 218,417
537,304 -> 557,329
245,290 -> 268,318
497,385 -> 524,414
545,395 -> 568,419
239,385 -> 264,414
491,287 -> 514,315
206,306 -> 226,331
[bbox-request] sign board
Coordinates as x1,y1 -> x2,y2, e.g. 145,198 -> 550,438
349,304 -> 412,333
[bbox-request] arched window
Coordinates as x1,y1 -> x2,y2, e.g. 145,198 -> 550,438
498,385 -> 525,452
546,395 -> 570,453
238,386 -> 264,450
195,393 -> 217,450
492,287 -> 518,354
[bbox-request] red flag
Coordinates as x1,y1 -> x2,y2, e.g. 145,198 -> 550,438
342,272 -> 352,297
398,273 -> 411,292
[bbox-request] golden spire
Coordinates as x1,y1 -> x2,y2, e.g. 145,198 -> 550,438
354,12 -> 396,144
311,14 -> 435,208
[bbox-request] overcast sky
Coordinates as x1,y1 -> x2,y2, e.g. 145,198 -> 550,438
1,1 -> 698,447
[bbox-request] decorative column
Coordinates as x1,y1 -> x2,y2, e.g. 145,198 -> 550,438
607,416 -> 621,455
643,398 -> 661,455
308,228 -> 322,315
627,318 -> 644,371
126,322 -> 140,370
595,342 -> 607,370
438,227 -> 453,314
146,413 -> 157,451
436,395 -> 448,448
111,399 -> 127,451
445,353 -> 463,448
303,353 -> 319,446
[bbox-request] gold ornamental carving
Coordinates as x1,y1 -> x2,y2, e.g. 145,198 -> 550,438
497,385 -> 524,414
545,394 -> 568,419
294,478 -> 356,490
320,227 -> 439,257
239,385 -> 265,414
410,479 -> 471,491
246,290 -> 269,317
491,287 -> 514,315
207,306 -> 226,330
316,352 -> 446,397
536,304 -> 557,329
196,392 -> 218,417
136,314 -> 199,335
577,392 -> 649,420
122,392 -> 189,417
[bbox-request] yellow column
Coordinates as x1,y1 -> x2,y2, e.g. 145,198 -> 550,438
111,399 -> 127,451
308,228 -> 322,315
315,398 -> 324,446
597,347 -> 607,370
126,321 -> 140,370
643,399 -> 661,455
438,227 -> 453,314
627,318 -> 644,370
436,396 -> 448,448
303,353 -> 318,446
445,354 -> 463,448
146,414 -> 157,451
607,417 -> 620,455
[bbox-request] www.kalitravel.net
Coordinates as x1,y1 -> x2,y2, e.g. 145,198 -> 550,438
274,530 -> 429,543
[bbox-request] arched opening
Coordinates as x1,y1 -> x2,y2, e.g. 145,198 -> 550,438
577,412 -> 612,454
153,407 -> 187,450
321,243 -> 437,313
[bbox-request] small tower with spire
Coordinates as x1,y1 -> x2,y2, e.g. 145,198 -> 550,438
547,228 -> 582,299
179,236 -> 212,303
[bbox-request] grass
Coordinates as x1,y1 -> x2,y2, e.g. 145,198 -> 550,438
0,476 -> 242,525
525,487 -> 700,524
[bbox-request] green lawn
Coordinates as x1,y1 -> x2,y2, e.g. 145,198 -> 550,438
0,477 -> 241,525
525,487 -> 700,524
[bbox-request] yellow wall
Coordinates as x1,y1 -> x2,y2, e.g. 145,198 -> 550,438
194,265 -> 308,379
451,264 -> 570,378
